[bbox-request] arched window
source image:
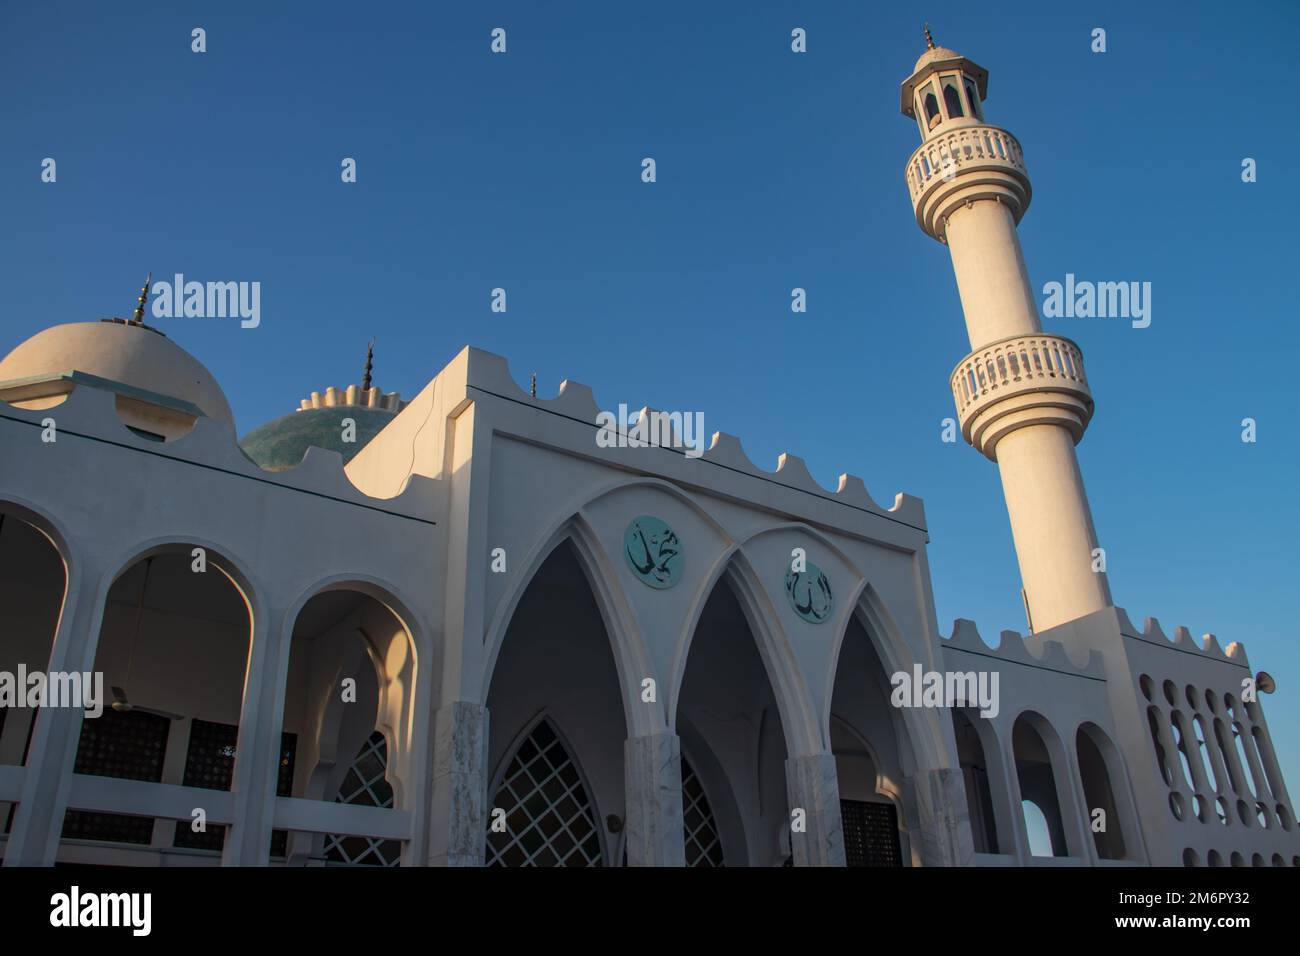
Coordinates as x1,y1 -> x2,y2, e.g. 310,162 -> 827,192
322,731 -> 401,866
1013,715 -> 1068,857
942,76 -> 965,119
1020,800 -> 1053,857
952,709 -> 999,854
486,718 -> 603,867
1076,725 -> 1127,860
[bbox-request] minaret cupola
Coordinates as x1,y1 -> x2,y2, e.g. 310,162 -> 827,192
901,25 -> 989,140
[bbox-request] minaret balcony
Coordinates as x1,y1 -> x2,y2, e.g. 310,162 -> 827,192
905,125 -> 1032,242
950,333 -> 1093,459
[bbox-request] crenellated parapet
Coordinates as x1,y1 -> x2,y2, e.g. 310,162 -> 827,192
1115,607 -> 1250,669
460,347 -> 927,530
941,617 -> 1104,679
298,384 -> 404,413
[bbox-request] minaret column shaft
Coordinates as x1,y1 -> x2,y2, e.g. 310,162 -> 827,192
944,199 -> 1112,631
995,422 -> 1111,630
945,201 -> 1041,347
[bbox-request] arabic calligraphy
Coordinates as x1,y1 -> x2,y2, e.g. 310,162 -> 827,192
785,562 -> 833,623
623,516 -> 682,589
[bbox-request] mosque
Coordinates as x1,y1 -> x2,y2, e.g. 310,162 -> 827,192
0,35 -> 1296,869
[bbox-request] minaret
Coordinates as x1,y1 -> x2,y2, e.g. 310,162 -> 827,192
901,30 -> 1111,632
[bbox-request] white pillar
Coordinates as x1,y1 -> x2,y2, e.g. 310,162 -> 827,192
223,599 -> 290,865
623,732 -> 685,867
3,556 -> 109,866
994,423 -> 1111,630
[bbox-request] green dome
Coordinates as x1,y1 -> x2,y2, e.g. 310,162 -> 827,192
240,406 -> 397,471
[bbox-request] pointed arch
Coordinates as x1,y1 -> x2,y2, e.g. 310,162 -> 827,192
481,512 -> 655,737
825,580 -> 948,770
668,517 -> 859,733
671,547 -> 820,756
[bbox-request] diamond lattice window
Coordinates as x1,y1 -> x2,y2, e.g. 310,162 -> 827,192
681,756 -> 725,866
486,718 -> 603,867
322,731 -> 401,866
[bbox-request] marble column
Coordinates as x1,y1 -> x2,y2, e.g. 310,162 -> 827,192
911,766 -> 975,866
428,701 -> 489,867
624,732 -> 685,866
785,752 -> 846,867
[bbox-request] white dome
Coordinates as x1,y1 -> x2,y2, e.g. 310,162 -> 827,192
0,321 -> 234,426
914,45 -> 962,73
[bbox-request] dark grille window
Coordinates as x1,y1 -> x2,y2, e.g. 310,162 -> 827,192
172,719 -> 297,856
62,709 -> 170,845
841,799 -> 903,867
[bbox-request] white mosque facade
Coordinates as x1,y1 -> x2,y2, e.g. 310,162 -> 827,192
0,39 -> 1296,869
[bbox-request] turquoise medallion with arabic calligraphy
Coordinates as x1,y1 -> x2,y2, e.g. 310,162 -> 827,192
623,516 -> 682,589
785,563 -> 833,623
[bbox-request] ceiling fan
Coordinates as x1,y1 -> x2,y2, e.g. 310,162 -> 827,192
110,556 -> 184,721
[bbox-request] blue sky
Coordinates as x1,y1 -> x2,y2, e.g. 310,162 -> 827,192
3,1 -> 1299,825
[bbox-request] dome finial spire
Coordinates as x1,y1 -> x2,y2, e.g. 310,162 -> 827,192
923,22 -> 935,50
362,339 -> 374,392
132,273 -> 152,324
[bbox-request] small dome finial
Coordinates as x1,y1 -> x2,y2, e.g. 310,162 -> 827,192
132,273 -> 152,324
362,339 -> 374,392
924,23 -> 935,50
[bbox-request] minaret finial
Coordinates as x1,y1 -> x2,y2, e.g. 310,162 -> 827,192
362,339 -> 374,392
132,273 -> 152,324
923,23 -> 935,50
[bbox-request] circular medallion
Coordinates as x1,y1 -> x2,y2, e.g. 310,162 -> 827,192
785,562 -> 833,623
624,516 -> 682,589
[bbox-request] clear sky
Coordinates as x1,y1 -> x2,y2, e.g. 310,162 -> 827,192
3,1 -> 1299,826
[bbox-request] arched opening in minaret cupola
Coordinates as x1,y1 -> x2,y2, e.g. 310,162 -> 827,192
940,75 -> 965,119
920,81 -> 942,131
963,78 -> 983,120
